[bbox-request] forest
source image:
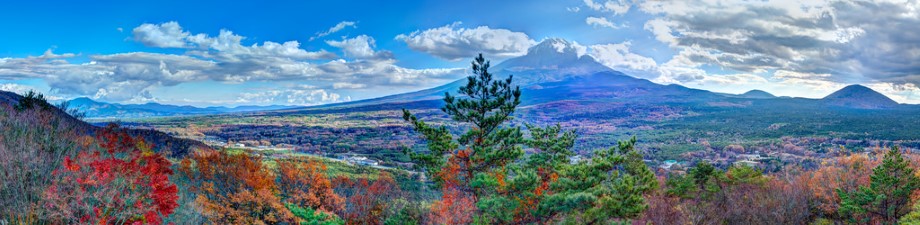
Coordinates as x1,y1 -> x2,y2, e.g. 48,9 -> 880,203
2,55 -> 920,225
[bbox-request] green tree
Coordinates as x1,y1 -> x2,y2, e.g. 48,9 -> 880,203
666,161 -> 722,200
838,147 -> 920,224
14,90 -> 52,111
286,204 -> 344,225
477,124 -> 577,223
541,137 -> 659,224
403,53 -> 523,219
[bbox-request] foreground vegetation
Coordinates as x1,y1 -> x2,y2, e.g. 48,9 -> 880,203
2,55 -> 920,224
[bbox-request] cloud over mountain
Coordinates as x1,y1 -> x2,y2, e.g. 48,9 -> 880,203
396,22 -> 537,61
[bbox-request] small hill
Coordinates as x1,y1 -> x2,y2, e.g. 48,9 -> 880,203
822,85 -> 899,109
737,90 -> 776,99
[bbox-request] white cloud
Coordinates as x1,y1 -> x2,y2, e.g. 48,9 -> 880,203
132,22 -> 190,48
866,82 -> 920,104
0,83 -> 64,101
0,83 -> 37,94
586,16 -> 624,29
310,21 -> 357,41
332,82 -> 367,89
395,22 -> 537,61
634,0 -> 920,87
584,0 -> 632,15
0,22 -> 465,102
237,88 -> 347,105
588,41 -> 658,78
326,35 -> 392,59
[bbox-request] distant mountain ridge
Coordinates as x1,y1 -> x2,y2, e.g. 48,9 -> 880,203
283,38 -> 715,112
70,39 -> 911,119
67,97 -> 296,119
280,39 -> 908,114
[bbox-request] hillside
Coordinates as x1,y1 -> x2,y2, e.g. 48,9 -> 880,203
822,84 -> 899,109
0,91 -> 209,157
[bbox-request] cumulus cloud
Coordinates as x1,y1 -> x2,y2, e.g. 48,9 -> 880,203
395,22 -> 537,61
588,41 -> 657,78
634,0 -> 920,86
310,21 -> 357,41
0,22 -> 464,103
132,22 -> 190,48
574,0 -> 920,102
326,35 -> 393,59
0,83 -> 37,94
0,83 -> 64,101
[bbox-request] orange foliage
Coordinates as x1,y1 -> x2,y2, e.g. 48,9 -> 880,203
429,187 -> 477,225
179,150 -> 294,224
805,153 -> 879,217
277,157 -> 344,217
426,154 -> 478,224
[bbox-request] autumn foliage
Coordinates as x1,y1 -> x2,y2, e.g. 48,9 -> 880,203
334,172 -> 405,224
42,125 -> 179,224
179,150 -> 295,224
278,158 -> 345,220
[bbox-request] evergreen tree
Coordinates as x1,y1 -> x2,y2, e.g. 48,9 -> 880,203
838,147 -> 920,224
403,53 -> 523,217
541,137 -> 658,224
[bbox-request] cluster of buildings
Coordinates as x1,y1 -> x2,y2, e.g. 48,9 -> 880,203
342,155 -> 379,166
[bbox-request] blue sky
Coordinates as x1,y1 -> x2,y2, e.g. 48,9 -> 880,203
1,0 -> 919,106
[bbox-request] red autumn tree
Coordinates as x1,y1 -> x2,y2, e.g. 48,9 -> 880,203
42,125 -> 178,224
336,172 -> 402,224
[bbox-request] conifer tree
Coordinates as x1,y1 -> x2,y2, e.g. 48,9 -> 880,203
403,53 -> 523,205
838,147 -> 920,224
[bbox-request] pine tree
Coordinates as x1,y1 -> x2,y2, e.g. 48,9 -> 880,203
838,147 -> 920,224
403,53 -> 523,218
542,137 -> 658,224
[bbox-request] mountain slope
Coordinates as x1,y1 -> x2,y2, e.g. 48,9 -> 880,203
0,91 -> 209,157
822,85 -> 898,109
287,38 -> 718,112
